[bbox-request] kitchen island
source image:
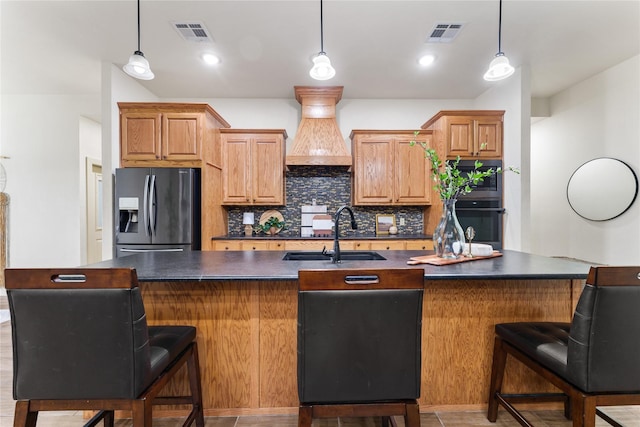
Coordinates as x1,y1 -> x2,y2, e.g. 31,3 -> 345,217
90,250 -> 591,416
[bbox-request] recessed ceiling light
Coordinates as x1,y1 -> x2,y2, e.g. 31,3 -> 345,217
202,53 -> 220,65
418,55 -> 436,67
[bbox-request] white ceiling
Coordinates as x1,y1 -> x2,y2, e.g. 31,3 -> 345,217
1,0 -> 639,100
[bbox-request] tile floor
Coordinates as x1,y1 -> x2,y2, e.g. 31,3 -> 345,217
1,297 -> 639,426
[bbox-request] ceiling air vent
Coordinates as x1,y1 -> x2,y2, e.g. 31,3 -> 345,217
171,21 -> 213,42
427,23 -> 464,43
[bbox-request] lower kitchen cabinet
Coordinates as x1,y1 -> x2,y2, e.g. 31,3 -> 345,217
211,239 -> 432,251
213,240 -> 284,251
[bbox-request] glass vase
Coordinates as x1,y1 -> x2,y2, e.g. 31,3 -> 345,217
433,199 -> 466,259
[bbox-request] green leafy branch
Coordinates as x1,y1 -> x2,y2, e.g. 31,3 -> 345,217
410,132 -> 519,200
255,216 -> 286,234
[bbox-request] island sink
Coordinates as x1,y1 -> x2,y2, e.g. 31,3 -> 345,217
282,251 -> 386,261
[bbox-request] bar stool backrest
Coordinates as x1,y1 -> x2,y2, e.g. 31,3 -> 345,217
567,266 -> 640,392
298,268 -> 424,403
6,268 -> 153,400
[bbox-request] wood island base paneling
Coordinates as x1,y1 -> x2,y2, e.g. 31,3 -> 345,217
139,277 -> 583,417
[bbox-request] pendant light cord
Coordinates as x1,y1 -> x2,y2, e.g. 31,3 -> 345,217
497,0 -> 503,54
136,0 -> 141,53
319,0 -> 325,54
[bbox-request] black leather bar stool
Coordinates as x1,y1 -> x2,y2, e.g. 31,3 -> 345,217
297,268 -> 424,427
487,265 -> 640,427
6,268 -> 205,427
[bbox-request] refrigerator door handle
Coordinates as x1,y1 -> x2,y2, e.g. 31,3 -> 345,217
143,174 -> 151,236
149,174 -> 157,237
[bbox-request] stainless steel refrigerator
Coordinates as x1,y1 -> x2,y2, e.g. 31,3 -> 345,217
114,168 -> 201,258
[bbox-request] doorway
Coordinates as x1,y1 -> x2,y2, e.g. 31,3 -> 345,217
86,157 -> 103,263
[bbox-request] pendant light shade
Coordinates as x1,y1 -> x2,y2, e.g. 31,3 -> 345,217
484,0 -> 514,81
484,53 -> 514,81
123,0 -> 154,80
124,51 -> 154,80
310,53 -> 335,80
309,0 -> 335,80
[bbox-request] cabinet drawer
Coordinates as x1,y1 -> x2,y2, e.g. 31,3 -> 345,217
369,241 -> 406,250
214,240 -> 243,251
406,240 -> 433,251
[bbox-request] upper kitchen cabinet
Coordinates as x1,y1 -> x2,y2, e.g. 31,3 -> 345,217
422,110 -> 504,160
221,129 -> 287,206
118,103 -> 230,167
351,130 -> 432,206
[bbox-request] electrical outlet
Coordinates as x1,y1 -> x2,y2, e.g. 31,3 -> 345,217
399,217 -> 406,226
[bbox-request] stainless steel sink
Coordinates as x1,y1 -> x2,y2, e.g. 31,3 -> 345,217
282,251 -> 386,261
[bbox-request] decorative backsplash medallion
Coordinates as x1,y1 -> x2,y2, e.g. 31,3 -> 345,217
227,166 -> 424,236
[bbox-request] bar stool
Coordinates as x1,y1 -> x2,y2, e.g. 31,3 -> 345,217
487,265 -> 640,427
6,267 -> 205,427
297,268 -> 424,427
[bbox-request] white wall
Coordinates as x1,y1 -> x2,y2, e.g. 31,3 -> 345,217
165,97 -> 473,152
1,94 -> 100,267
530,55 -> 640,264
473,66 -> 530,251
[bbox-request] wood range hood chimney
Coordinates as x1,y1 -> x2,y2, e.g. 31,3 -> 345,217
286,86 -> 352,167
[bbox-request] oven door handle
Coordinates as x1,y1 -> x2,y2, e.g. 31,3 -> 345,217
456,207 -> 506,214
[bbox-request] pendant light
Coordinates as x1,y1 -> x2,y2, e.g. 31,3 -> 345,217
309,0 -> 335,80
123,0 -> 154,80
484,0 -> 514,81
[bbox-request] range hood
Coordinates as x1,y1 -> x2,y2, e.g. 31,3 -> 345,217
286,86 -> 352,166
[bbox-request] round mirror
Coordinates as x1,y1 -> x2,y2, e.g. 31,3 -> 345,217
567,158 -> 638,221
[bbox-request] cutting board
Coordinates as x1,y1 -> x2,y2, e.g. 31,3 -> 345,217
407,251 -> 502,266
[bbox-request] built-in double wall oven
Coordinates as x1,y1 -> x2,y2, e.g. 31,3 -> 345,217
455,159 -> 504,250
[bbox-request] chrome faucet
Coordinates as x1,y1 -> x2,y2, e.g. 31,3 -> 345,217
332,206 -> 358,263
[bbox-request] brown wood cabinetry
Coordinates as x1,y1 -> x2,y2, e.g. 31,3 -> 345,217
351,130 -> 432,206
421,110 -> 504,159
221,129 -> 287,206
119,103 -> 230,167
213,240 -> 285,251
211,239 -> 432,251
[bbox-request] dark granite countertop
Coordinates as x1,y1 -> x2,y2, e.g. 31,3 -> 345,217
87,250 -> 592,282
212,232 -> 432,240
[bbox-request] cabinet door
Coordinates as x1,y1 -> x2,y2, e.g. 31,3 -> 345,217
121,112 -> 162,161
475,119 -> 502,158
353,136 -> 394,205
395,135 -> 431,204
162,112 -> 202,161
252,135 -> 284,205
222,134 -> 252,204
444,117 -> 474,158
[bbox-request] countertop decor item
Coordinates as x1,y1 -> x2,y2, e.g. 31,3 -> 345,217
410,132 -> 518,259
257,210 -> 285,235
243,212 -> 255,237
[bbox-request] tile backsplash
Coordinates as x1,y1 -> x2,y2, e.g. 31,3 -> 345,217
227,167 -> 425,236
